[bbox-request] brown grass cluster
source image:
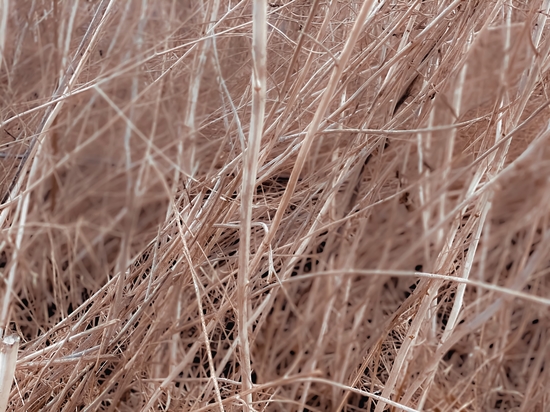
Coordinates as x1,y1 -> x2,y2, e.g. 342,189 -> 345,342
1,0 -> 550,411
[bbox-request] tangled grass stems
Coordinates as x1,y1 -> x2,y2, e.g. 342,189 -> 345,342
1,1 -> 550,411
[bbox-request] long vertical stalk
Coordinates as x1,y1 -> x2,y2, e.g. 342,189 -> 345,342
238,1 -> 266,409
0,0 -> 8,73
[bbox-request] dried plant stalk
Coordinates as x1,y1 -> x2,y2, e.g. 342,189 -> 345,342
0,335 -> 19,412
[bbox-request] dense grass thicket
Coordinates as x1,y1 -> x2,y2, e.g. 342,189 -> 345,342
1,1 -> 550,410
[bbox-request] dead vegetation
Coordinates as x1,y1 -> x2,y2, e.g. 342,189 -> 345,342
1,0 -> 550,411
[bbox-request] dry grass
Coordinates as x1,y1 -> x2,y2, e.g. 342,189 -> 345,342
1,0 -> 550,411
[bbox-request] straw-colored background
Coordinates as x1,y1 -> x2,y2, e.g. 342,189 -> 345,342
0,1 -> 549,410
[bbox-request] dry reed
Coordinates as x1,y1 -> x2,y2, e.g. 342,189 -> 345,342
1,0 -> 550,411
